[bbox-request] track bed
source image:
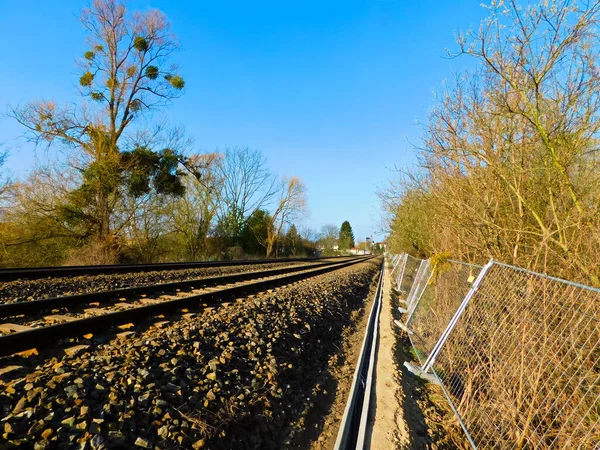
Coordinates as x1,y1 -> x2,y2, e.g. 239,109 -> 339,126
0,258 -> 381,449
0,260 -> 322,305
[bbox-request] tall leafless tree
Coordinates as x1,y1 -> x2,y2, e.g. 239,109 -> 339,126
215,147 -> 277,242
262,177 -> 307,257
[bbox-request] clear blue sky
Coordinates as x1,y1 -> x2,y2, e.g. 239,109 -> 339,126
0,0 -> 487,242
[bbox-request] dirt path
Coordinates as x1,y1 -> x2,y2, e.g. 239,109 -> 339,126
367,260 -> 410,449
367,260 -> 443,450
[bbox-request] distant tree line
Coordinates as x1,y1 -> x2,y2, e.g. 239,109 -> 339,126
314,221 -> 382,256
0,146 -> 315,267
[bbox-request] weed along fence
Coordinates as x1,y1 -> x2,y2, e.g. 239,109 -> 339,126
388,253 -> 600,449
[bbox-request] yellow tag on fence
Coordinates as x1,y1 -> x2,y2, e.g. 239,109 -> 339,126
467,275 -> 475,283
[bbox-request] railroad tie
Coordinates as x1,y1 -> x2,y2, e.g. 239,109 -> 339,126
175,292 -> 191,297
84,308 -> 110,315
0,323 -> 33,334
0,365 -> 24,376
44,315 -> 77,323
63,345 -> 89,357
117,331 -> 135,339
139,298 -> 161,305
114,302 -> 135,309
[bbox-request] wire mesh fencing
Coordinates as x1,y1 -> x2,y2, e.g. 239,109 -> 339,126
406,260 -> 482,366
386,254 -> 600,449
390,253 -> 407,284
386,252 -> 429,316
395,254 -> 422,297
404,259 -> 432,319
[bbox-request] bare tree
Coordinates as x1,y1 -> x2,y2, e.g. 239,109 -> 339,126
215,147 -> 277,243
262,177 -> 307,257
319,224 -> 339,253
0,165 -> 81,267
386,0 -> 600,283
299,226 -> 319,248
0,147 -> 11,205
166,153 -> 223,259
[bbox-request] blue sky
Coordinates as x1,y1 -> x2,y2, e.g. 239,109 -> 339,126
0,0 -> 487,242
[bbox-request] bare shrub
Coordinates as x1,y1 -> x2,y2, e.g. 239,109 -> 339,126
63,240 -> 119,266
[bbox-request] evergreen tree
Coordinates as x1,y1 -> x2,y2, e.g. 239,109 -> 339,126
338,221 -> 355,250
285,224 -> 301,256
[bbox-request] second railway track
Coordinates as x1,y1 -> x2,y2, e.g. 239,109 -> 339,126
0,256 -> 371,359
0,256 -> 354,282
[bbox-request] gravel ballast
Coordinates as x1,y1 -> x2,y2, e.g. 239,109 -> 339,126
0,262 -> 313,304
0,258 -> 381,449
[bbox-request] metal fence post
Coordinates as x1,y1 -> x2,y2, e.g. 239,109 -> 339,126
397,253 -> 408,288
404,259 -> 429,312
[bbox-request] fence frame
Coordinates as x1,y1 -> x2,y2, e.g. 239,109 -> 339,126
421,260 -> 493,373
387,254 -> 600,449
405,264 -> 432,323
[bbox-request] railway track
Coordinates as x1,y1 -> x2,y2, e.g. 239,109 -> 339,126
0,255 -> 353,281
0,256 -> 371,359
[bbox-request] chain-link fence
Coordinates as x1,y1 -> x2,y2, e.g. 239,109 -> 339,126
406,260 -> 482,366
404,259 -> 431,319
387,254 -> 600,449
391,254 -> 422,296
390,253 -> 406,284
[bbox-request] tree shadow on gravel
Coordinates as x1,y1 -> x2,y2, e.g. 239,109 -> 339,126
284,368 -> 339,448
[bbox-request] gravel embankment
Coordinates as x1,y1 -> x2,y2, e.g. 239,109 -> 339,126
0,258 -> 381,449
0,262 -> 313,304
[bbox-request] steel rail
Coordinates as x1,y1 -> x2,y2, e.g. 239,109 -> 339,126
0,257 -> 374,357
0,259 -> 351,318
0,255 -> 357,282
334,260 -> 384,450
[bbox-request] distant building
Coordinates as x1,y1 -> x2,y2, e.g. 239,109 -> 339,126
317,244 -> 339,251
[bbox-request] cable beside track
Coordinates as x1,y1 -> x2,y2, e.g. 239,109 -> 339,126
334,260 -> 384,450
0,257 -> 373,358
